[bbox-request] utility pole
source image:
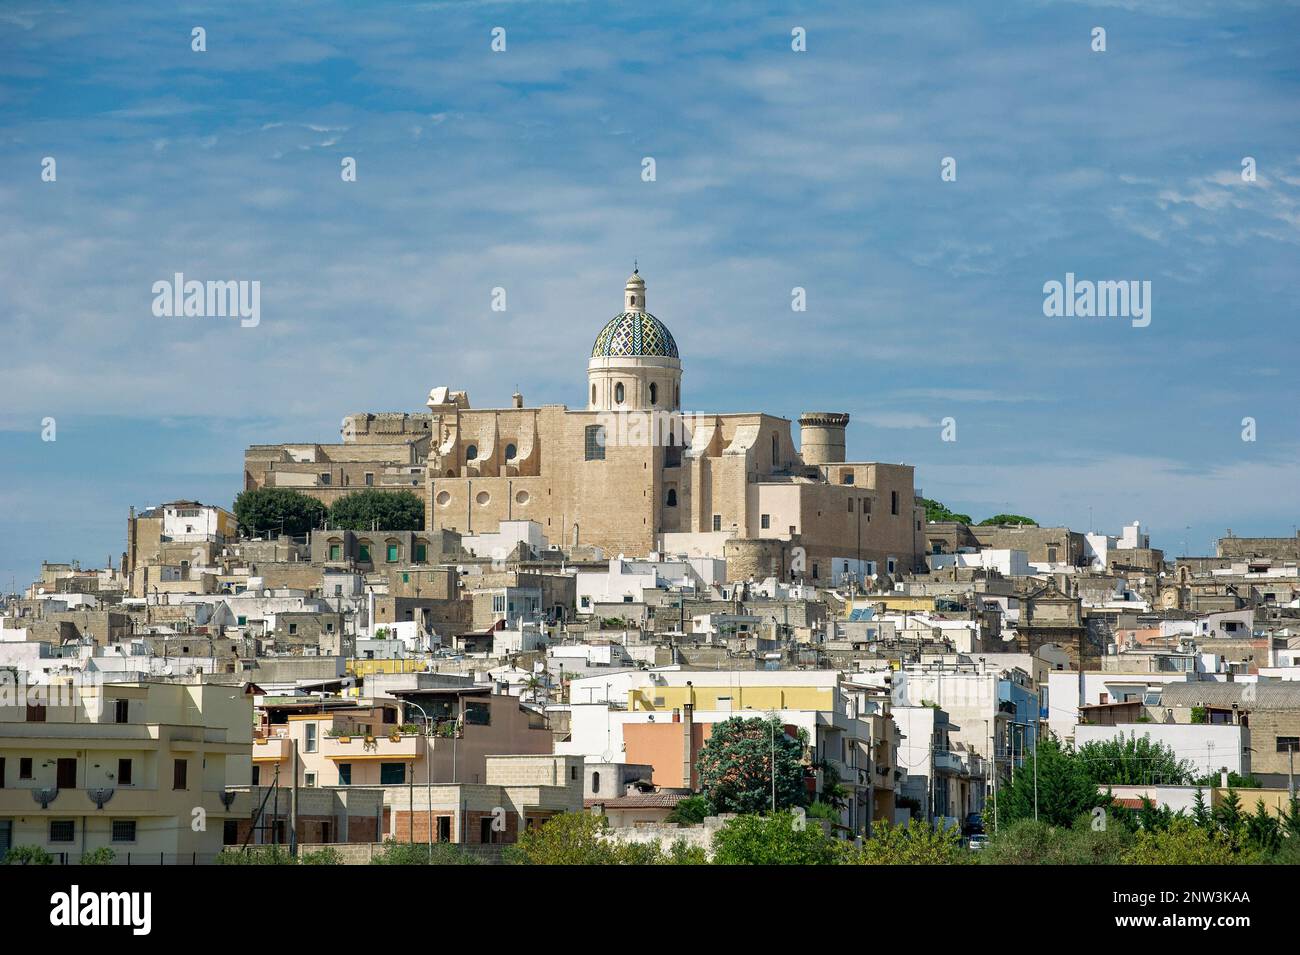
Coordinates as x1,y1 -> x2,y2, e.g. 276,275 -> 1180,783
770,720 -> 777,812
290,739 -> 299,859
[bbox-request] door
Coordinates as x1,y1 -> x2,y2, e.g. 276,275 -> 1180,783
56,758 -> 77,789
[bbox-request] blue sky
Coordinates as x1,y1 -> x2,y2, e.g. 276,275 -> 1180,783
1,0 -> 1298,588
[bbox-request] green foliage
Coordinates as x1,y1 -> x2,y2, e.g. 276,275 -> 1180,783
1191,788 -> 1213,829
979,816 -> 1133,865
696,715 -> 808,815
80,847 -> 117,865
371,840 -> 478,865
504,812 -> 702,865
806,800 -> 842,823
991,735 -> 1110,828
977,514 -> 1037,526
232,487 -> 326,538
918,497 -> 972,525
1077,734 -> 1194,786
327,489 -> 424,532
1122,818 -> 1240,865
710,812 -> 839,865
841,820 -> 966,865
1280,797 -> 1300,840
1245,800 -> 1282,855
3,845 -> 54,865
1192,771 -> 1261,789
216,846 -> 298,865
299,847 -> 343,865
665,795 -> 710,825
1190,706 -> 1208,724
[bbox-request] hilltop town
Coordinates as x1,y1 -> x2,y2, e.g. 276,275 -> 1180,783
4,274 -> 1299,866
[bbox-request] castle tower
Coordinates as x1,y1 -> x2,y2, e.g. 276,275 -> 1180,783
588,269 -> 683,413
799,412 -> 850,465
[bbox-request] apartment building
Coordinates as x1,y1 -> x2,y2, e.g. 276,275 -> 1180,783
0,680 -> 252,861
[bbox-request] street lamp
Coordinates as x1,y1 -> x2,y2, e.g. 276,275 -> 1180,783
402,699 -> 435,858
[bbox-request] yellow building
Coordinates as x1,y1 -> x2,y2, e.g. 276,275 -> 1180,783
0,680 -> 252,862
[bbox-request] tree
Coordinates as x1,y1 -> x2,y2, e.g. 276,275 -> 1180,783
918,497 -> 972,525
710,812 -> 838,865
1245,800 -> 1282,855
1191,788 -> 1213,830
991,735 -> 1108,828
1214,788 -> 1245,843
1076,733 -> 1193,786
1123,818 -> 1239,865
977,514 -> 1036,526
327,489 -> 424,531
696,715 -> 808,815
665,795 -> 710,825
232,487 -> 326,538
842,820 -> 966,865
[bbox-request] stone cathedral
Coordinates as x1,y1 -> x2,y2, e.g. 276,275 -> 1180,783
245,271 -> 923,582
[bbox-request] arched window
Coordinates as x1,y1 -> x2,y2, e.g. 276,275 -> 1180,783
666,488 -> 678,507
649,382 -> 657,405
614,382 -> 625,404
465,444 -> 478,461
505,443 -> 517,460
591,384 -> 597,404
675,384 -> 680,406
592,771 -> 601,791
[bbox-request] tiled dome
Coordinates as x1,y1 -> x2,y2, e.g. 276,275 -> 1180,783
591,310 -> 679,359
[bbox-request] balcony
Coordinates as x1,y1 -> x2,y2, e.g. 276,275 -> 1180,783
933,751 -> 963,774
320,732 -> 426,761
252,736 -> 292,762
0,786 -> 250,816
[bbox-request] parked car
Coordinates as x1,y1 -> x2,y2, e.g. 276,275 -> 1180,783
967,833 -> 989,851
962,812 -> 984,836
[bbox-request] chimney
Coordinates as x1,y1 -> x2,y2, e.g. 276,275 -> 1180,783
682,681 -> 695,789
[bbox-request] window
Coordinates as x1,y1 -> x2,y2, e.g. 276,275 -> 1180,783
614,382 -> 625,404
19,757 -> 32,780
712,514 -> 722,532
338,763 -> 352,785
305,723 -> 318,753
111,820 -> 137,843
117,758 -> 133,786
26,703 -> 46,722
320,472 -> 331,486
387,543 -> 399,562
649,383 -> 657,404
57,758 -> 76,788
364,472 -> 374,486
49,820 -> 75,843
887,558 -> 897,574
112,698 -> 129,723
570,765 -> 578,781
173,759 -> 188,791
252,765 -> 260,785
305,772 -> 317,788
592,771 -> 601,792
1047,547 -> 1058,563
288,623 -> 298,635
505,443 -> 517,460
761,514 -> 770,529
380,762 -> 406,785
891,491 -> 899,515
359,543 -> 371,562
592,384 -> 597,404
437,817 -> 452,842
493,594 -> 506,613
842,471 -> 854,485
666,488 -> 677,507
464,700 -> 491,725
1277,737 -> 1300,753
414,543 -> 427,562
584,425 -> 606,461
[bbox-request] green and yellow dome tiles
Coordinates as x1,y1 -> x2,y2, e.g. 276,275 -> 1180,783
591,311 -> 680,359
